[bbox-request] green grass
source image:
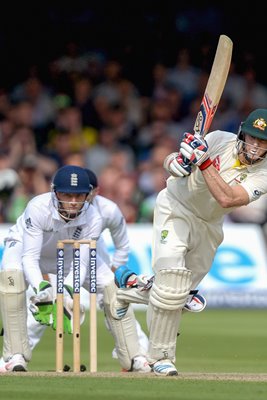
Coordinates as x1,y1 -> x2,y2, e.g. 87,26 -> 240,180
179,309 -> 267,373
29,308 -> 267,373
1,309 -> 267,399
1,376 -> 267,400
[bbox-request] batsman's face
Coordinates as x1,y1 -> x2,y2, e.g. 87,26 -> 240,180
239,134 -> 267,164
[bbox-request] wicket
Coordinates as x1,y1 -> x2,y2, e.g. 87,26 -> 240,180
56,239 -> 97,373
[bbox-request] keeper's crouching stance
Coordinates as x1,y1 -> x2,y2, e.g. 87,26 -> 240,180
0,268 -> 31,371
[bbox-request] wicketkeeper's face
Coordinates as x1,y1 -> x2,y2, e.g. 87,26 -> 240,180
56,192 -> 88,220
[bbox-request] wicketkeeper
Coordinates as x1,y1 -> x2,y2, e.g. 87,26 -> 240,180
0,165 -> 148,373
20,168 -> 151,373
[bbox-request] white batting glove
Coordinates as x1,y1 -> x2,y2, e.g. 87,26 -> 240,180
163,152 -> 193,177
180,133 -> 212,171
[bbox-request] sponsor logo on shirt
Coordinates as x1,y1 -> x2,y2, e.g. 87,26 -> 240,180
252,189 -> 261,200
234,173 -> 247,183
160,230 -> 168,243
73,227 -> 82,239
25,217 -> 32,229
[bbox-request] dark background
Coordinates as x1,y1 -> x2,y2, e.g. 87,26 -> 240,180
0,2 -> 263,90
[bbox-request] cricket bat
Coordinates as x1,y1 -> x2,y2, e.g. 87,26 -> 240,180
193,34 -> 233,137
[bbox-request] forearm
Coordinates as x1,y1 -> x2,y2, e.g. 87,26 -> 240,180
23,261 -> 44,289
179,132 -> 250,207
201,165 -> 249,208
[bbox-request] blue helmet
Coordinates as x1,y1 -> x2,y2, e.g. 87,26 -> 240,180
84,168 -> 98,189
51,165 -> 90,194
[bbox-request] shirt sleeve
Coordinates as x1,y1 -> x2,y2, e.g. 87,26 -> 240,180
240,171 -> 267,202
106,204 -> 130,268
21,203 -> 46,290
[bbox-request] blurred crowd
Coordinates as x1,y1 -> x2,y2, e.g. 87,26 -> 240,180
1,40 -> 267,228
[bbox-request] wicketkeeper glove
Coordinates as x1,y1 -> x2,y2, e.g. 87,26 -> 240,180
29,280 -> 53,325
163,152 -> 193,178
180,132 -> 212,171
52,284 -> 85,334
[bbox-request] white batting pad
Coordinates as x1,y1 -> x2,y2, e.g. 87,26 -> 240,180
0,269 -> 32,361
103,280 -> 129,320
103,281 -> 143,370
147,268 -> 192,364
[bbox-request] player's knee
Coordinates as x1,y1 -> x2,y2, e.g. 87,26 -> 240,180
150,268 -> 192,310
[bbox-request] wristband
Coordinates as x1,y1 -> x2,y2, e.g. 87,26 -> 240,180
199,158 -> 213,171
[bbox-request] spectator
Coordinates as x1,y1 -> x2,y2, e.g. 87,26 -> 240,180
8,126 -> 37,170
113,174 -> 141,223
5,154 -> 50,223
72,76 -> 101,129
165,47 -> 201,115
0,167 -> 20,223
46,106 -> 98,159
138,167 -> 167,222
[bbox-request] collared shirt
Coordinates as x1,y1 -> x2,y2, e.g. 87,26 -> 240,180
167,130 -> 267,223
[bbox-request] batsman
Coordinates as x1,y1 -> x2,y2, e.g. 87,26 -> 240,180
113,108 -> 267,376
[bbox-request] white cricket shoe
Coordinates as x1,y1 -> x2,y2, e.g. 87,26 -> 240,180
132,356 -> 151,373
0,354 -> 27,373
121,355 -> 151,373
184,292 -> 206,312
152,359 -> 178,376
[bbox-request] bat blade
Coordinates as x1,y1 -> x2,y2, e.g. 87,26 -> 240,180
193,34 -> 233,137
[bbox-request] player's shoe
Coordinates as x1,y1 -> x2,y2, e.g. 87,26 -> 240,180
152,359 -> 178,376
0,354 -> 27,373
132,356 -> 151,373
121,356 -> 151,373
184,291 -> 206,312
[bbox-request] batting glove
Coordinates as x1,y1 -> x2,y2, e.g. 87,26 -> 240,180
114,265 -> 137,289
29,280 -> 53,325
163,152 -> 193,177
180,132 -> 212,171
52,284 -> 85,334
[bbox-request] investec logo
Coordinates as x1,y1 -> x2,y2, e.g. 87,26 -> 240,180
57,249 -> 64,294
90,249 -> 97,293
73,248 -> 80,293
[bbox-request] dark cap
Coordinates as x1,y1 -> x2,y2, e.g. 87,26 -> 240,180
84,169 -> 98,189
52,165 -> 90,193
241,109 -> 267,140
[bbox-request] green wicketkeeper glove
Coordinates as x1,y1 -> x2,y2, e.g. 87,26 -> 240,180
52,284 -> 73,334
52,284 -> 85,334
29,280 -> 53,325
